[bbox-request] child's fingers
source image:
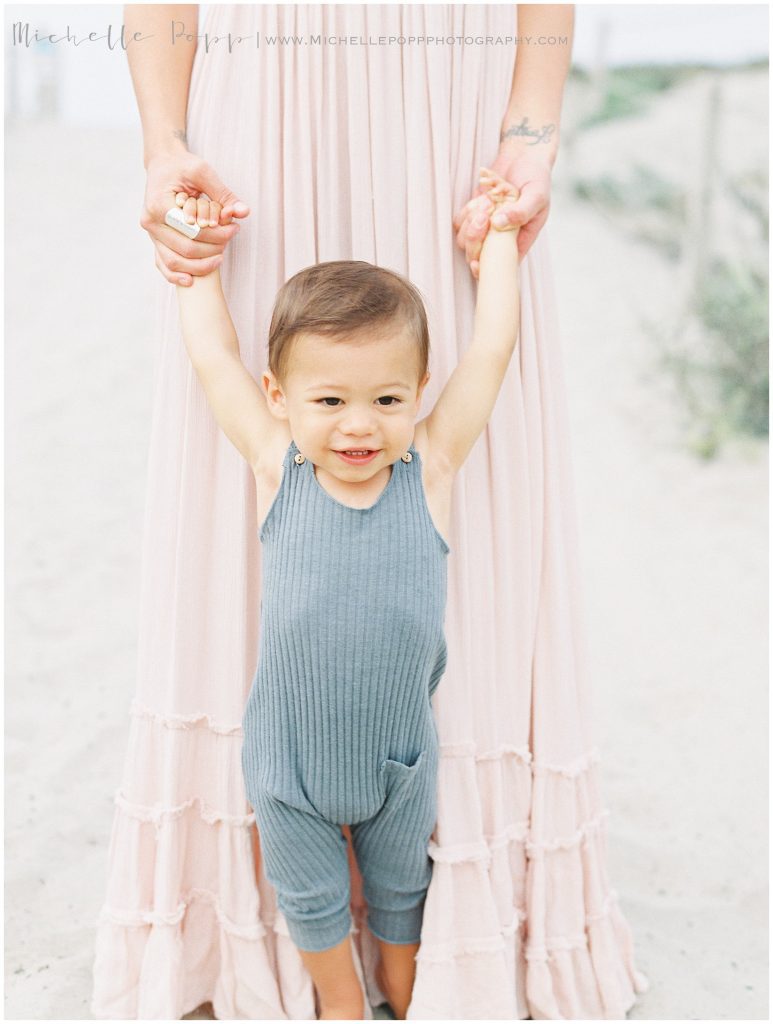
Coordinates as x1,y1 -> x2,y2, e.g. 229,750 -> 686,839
173,191 -> 225,232
183,194 -> 199,225
208,200 -> 223,228
196,194 -> 212,228
479,166 -> 519,202
478,167 -> 521,232
481,178 -> 512,201
479,167 -> 503,192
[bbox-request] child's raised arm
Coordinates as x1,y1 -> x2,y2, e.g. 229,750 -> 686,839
422,168 -> 521,476
176,253 -> 276,474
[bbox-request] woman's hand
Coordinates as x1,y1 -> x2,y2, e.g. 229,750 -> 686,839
452,146 -> 553,278
140,150 -> 251,286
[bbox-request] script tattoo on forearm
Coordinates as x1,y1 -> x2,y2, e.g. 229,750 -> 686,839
172,128 -> 188,146
500,117 -> 557,146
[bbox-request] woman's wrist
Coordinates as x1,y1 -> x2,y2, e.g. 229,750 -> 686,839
143,131 -> 190,170
498,141 -> 558,174
497,124 -> 560,170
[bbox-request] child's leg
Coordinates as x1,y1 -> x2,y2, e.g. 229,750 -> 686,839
350,747 -> 438,1019
298,934 -> 364,1020
374,938 -> 421,1020
250,788 -> 363,1015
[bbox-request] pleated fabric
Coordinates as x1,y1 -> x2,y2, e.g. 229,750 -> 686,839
244,440 -> 447,827
91,4 -> 650,1019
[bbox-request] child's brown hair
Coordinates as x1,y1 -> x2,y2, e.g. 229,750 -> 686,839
268,260 -> 430,384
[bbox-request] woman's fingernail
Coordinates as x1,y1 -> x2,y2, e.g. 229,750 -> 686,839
493,212 -> 509,228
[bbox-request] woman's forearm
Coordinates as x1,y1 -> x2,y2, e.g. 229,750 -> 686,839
500,5 -> 575,166
124,4 -> 199,167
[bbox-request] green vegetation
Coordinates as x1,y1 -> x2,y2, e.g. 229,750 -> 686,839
573,166 -> 685,259
570,70 -> 768,457
672,260 -> 767,458
579,65 -> 695,128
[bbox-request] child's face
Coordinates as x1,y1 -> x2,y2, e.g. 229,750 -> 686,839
264,325 -> 429,481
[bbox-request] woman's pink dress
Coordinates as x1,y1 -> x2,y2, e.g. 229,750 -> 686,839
91,4 -> 649,1018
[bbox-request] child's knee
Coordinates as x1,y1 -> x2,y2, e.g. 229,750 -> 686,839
251,787 -> 354,952
280,887 -> 353,953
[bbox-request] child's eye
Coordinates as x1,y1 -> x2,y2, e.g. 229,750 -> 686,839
317,396 -> 400,407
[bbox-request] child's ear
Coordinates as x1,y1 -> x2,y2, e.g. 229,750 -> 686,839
262,371 -> 288,420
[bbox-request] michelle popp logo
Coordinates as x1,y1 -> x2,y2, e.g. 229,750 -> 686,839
10,19 -> 567,55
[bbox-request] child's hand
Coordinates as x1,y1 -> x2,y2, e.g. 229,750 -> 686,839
174,190 -> 224,229
477,168 -> 520,232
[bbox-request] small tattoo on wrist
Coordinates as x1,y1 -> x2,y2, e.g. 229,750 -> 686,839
172,128 -> 188,146
499,117 -> 556,146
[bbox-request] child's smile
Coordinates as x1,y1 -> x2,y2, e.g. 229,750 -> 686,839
334,449 -> 380,466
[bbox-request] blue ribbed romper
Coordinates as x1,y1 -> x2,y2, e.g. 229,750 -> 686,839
241,438 -> 449,952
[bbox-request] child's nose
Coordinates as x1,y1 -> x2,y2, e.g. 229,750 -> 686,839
341,409 -> 376,433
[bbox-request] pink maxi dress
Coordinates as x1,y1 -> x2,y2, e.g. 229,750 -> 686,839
92,4 -> 649,1018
